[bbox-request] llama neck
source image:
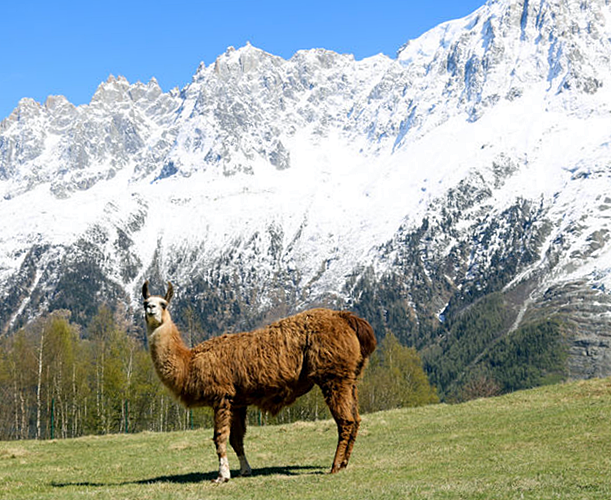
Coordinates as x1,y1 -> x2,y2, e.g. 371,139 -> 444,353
148,318 -> 191,395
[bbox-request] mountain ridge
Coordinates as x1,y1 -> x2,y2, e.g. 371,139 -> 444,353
2,0 -> 611,395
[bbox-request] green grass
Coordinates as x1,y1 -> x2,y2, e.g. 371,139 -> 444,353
2,378 -> 611,499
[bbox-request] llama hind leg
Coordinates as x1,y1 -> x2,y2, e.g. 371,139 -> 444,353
320,379 -> 359,473
212,402 -> 232,483
229,406 -> 252,477
341,385 -> 361,469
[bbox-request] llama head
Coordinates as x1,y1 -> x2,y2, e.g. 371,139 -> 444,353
142,281 -> 174,330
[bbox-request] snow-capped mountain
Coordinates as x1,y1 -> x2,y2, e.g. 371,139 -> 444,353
2,0 -> 611,393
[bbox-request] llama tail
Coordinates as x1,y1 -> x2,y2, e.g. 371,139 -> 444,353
339,312 -> 377,360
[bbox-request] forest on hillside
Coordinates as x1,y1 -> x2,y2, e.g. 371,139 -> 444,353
0,281 -> 572,442
0,308 -> 438,441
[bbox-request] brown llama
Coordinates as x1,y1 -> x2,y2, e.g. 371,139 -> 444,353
142,281 -> 376,483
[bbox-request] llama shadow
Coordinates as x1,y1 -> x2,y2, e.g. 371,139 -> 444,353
52,465 -> 324,489
252,465 -> 325,477
139,465 -> 324,484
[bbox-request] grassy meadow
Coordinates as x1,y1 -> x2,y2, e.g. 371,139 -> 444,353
1,377 -> 610,499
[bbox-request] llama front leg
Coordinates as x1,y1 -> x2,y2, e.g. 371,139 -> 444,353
229,406 -> 252,477
212,403 -> 232,483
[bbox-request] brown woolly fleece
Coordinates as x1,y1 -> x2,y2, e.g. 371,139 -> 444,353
143,281 -> 376,482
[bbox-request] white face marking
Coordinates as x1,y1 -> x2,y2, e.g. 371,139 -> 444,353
144,297 -> 167,327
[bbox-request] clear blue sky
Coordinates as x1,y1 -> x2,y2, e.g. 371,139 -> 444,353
1,0 -> 486,121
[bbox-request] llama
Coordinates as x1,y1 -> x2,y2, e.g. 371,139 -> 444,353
142,281 -> 376,483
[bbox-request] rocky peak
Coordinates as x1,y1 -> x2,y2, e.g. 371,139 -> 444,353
90,75 -> 133,105
212,43 -> 283,81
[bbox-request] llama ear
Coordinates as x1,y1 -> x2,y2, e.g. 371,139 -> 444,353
142,281 -> 151,299
165,282 -> 174,303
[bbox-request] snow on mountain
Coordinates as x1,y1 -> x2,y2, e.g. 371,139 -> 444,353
2,0 -> 611,391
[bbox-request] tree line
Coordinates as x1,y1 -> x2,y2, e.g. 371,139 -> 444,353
0,307 -> 438,441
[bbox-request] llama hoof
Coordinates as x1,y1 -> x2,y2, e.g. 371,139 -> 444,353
211,476 -> 230,484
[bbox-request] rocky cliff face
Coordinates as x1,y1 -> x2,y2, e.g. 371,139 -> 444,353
2,0 -> 611,394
